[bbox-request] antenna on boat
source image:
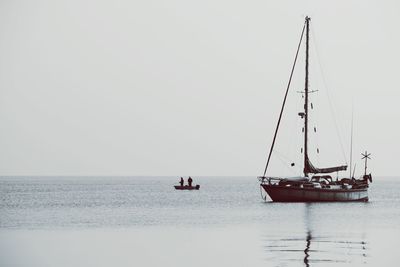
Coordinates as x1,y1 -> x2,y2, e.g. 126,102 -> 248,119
361,151 -> 371,176
349,105 -> 354,179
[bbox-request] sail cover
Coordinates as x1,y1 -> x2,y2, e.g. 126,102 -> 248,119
304,156 -> 347,174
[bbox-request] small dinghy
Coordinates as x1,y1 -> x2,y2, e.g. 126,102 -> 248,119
175,176 -> 199,190
174,185 -> 200,190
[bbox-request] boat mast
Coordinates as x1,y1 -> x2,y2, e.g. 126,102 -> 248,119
303,16 -> 310,177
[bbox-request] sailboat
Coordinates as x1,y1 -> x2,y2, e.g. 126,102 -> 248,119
259,16 -> 372,202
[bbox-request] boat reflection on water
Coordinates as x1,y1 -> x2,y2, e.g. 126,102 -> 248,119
263,204 -> 368,266
304,231 -> 311,267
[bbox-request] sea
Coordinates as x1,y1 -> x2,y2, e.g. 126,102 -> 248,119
1,176 -> 399,267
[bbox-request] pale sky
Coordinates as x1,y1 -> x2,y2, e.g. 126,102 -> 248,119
0,0 -> 398,176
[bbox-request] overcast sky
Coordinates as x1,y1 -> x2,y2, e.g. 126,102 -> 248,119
0,0 -> 398,176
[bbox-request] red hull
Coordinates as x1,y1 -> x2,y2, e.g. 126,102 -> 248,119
261,184 -> 368,202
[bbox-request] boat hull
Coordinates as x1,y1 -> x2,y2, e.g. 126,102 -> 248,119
261,184 -> 368,202
174,185 -> 200,190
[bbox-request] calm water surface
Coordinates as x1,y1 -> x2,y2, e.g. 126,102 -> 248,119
0,176 -> 399,266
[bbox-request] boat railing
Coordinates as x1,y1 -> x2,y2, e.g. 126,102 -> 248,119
258,176 -> 284,185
